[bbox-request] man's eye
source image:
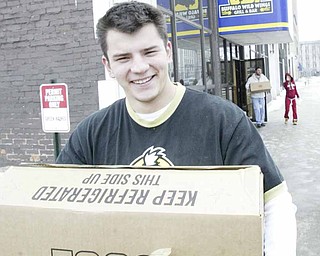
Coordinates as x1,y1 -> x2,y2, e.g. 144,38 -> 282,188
146,50 -> 157,55
115,57 -> 129,62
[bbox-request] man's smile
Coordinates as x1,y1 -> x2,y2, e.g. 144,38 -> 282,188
131,75 -> 155,85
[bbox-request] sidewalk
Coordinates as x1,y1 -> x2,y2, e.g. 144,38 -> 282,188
259,77 -> 320,256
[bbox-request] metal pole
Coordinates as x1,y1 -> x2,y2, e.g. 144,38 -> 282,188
198,0 -> 207,92
170,0 -> 179,82
50,79 -> 61,162
223,39 -> 228,99
208,0 -> 222,96
53,132 -> 61,161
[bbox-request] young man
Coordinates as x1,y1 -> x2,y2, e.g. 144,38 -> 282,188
245,67 -> 269,128
57,2 -> 296,255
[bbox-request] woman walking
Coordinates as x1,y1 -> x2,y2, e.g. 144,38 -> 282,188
283,73 -> 300,125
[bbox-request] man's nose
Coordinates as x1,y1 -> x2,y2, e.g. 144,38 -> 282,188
130,56 -> 149,73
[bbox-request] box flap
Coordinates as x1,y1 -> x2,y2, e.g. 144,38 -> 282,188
0,165 -> 263,215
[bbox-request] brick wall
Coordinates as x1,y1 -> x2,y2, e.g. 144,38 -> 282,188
0,0 -> 105,167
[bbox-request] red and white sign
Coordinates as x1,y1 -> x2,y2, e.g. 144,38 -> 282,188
40,83 -> 70,133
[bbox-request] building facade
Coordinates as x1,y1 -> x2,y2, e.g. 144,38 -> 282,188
299,41 -> 320,77
0,0 -> 105,166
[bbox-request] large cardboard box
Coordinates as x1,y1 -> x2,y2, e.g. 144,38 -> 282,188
250,81 -> 271,93
0,165 -> 264,256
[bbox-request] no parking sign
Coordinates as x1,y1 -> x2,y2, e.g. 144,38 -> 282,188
40,83 -> 70,133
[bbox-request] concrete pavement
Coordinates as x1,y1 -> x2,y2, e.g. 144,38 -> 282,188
259,77 -> 320,256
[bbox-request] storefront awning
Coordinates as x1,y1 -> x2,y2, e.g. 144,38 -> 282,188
220,30 -> 293,46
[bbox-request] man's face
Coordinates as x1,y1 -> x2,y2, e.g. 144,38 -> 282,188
255,68 -> 262,76
102,23 -> 173,113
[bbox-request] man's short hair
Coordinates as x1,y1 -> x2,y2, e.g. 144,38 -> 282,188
96,1 -> 168,60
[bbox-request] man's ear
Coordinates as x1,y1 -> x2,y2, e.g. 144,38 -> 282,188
102,55 -> 115,78
166,41 -> 173,63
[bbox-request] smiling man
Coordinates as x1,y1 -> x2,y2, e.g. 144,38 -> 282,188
102,23 -> 175,114
56,2 -> 297,255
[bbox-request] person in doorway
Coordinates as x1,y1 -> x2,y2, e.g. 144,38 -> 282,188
56,2 -> 297,255
283,73 -> 300,125
245,67 -> 269,128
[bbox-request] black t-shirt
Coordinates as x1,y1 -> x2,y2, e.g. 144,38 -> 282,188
57,85 -> 283,193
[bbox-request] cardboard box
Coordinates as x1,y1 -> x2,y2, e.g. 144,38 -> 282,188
0,165 -> 264,256
250,81 -> 271,92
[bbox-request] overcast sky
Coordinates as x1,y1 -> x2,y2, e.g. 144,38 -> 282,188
297,0 -> 320,41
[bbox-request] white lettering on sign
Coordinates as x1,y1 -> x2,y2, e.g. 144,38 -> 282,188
45,88 -> 64,108
220,0 -> 272,17
45,88 -> 62,96
45,95 -> 64,102
49,101 -> 60,108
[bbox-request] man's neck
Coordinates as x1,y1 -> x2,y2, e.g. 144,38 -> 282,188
129,81 -> 177,114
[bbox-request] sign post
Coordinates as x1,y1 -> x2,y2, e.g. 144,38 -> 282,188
40,82 -> 70,160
